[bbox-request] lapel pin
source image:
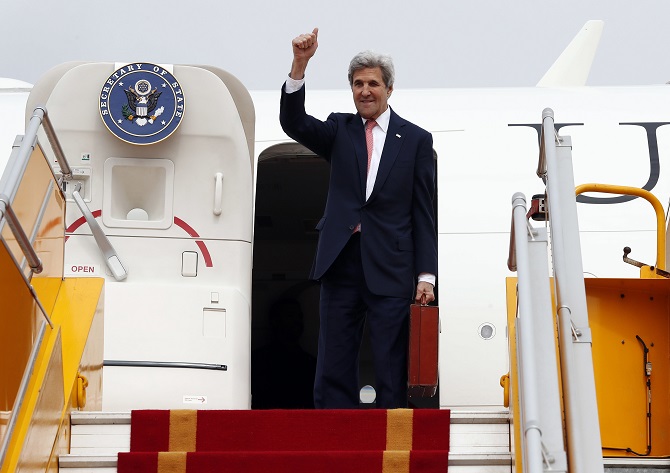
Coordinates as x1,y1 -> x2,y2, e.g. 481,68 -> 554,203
396,134 -> 401,138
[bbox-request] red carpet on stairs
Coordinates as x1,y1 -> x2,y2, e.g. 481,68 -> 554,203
117,451 -> 449,473
118,409 -> 450,473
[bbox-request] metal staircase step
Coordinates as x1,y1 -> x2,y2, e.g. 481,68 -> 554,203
603,457 -> 670,472
69,412 -> 130,457
59,452 -> 513,472
59,454 -> 117,470
70,412 -> 131,424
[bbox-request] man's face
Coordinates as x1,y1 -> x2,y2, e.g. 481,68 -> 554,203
351,67 -> 393,120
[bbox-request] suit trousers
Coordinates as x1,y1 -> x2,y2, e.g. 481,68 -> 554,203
314,232 -> 410,409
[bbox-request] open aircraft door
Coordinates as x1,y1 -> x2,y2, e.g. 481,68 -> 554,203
26,62 -> 254,410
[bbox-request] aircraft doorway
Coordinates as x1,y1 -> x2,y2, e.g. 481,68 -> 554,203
251,144 -> 438,410
251,145 -> 326,410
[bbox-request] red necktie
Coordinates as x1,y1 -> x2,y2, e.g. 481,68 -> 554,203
365,119 -> 377,174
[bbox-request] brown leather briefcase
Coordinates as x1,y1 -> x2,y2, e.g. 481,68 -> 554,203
408,303 -> 439,397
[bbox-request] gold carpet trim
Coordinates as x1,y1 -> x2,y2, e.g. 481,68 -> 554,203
157,452 -> 187,473
169,410 -> 197,452
382,450 -> 411,473
386,409 -> 413,450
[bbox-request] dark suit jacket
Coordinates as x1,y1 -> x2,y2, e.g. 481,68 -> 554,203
280,84 -> 437,299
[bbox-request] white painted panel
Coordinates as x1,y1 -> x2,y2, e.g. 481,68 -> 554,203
439,233 -> 511,408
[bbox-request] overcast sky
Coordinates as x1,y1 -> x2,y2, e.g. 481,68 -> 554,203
2,0 -> 670,90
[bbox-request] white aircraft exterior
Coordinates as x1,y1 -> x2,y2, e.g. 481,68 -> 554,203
0,79 -> 32,174
253,80 -> 670,410
1,19 -> 668,416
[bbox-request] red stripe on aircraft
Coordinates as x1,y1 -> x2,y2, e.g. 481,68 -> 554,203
65,211 -> 213,268
65,210 -> 102,241
173,216 -> 213,267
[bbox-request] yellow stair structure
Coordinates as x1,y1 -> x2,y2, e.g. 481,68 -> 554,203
0,109 -> 104,473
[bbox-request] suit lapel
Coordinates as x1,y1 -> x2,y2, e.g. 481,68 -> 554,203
347,115 -> 368,200
369,110 -> 405,202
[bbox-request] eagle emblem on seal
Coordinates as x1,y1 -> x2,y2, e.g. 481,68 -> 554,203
122,79 -> 163,126
99,63 -> 185,145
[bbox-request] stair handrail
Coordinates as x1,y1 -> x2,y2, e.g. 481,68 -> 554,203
541,108 -> 604,473
575,183 -> 666,271
0,109 -> 62,329
0,113 -> 50,276
507,209 -> 517,272
0,112 -> 65,314
33,106 -> 72,181
0,106 -> 74,278
509,192 -> 545,473
0,199 -> 43,275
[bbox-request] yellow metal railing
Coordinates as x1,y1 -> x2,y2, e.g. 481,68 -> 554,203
575,183 -> 666,272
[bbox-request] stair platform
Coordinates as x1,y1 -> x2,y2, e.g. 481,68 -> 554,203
60,410 -> 512,472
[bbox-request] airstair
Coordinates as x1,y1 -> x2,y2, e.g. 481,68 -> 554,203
507,108 -> 670,472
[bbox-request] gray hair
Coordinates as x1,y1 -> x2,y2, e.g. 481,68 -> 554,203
347,50 -> 395,88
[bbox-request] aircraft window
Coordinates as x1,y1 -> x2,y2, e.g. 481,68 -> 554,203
478,323 -> 496,340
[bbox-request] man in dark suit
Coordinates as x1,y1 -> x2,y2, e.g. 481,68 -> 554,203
280,28 -> 437,409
